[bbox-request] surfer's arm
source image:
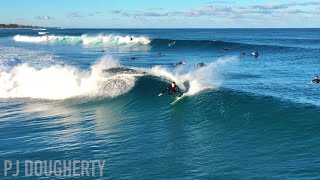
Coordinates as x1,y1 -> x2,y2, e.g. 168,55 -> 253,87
161,88 -> 169,94
158,87 -> 169,96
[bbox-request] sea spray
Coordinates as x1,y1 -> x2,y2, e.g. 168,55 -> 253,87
0,56 -> 136,99
148,56 -> 238,95
0,47 -> 58,70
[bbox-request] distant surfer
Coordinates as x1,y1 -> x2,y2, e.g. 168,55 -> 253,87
241,51 -> 246,56
197,62 -> 205,67
221,47 -> 229,52
130,57 -> 136,60
130,37 -> 133,41
168,41 -> 176,47
158,82 -> 184,97
312,76 -> 320,83
253,50 -> 259,58
174,61 -> 186,66
157,53 -> 163,56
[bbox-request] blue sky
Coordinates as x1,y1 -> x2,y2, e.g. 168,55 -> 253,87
1,0 -> 319,28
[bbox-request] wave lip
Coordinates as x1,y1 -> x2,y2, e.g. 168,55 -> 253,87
13,34 -> 151,46
13,35 -> 48,43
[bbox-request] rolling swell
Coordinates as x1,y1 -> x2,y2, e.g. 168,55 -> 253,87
150,38 -> 306,51
11,34 -> 317,51
45,74 -> 320,179
99,74 -> 320,114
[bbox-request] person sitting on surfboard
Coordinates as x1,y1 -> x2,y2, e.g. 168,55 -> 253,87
158,82 -> 184,97
312,76 -> 320,83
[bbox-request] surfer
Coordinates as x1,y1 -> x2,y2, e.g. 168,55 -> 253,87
168,41 -> 176,47
241,51 -> 246,56
174,61 -> 186,66
130,37 -> 133,41
221,47 -> 229,52
312,76 -> 320,83
197,62 -> 205,67
253,50 -> 259,58
158,82 -> 184,97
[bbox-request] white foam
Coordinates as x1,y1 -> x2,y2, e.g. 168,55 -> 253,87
33,29 -> 46,31
0,47 -> 57,69
13,35 -> 48,43
38,32 -> 48,35
13,34 -> 151,46
0,56 -> 137,100
148,56 -> 238,95
0,50 -> 237,100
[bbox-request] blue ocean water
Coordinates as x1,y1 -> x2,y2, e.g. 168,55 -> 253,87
0,28 -> 320,179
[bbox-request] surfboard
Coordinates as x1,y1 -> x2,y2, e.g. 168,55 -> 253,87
170,94 -> 185,105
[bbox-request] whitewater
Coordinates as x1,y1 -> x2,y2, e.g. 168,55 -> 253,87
0,53 -> 237,99
13,34 -> 151,46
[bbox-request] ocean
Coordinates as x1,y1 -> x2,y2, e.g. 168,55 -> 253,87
0,28 -> 320,179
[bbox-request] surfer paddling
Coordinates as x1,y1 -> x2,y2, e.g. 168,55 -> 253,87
158,82 -> 184,97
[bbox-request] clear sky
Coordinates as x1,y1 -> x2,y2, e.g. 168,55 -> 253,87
1,0 -> 319,28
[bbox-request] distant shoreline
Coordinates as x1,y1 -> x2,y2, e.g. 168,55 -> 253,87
0,24 -> 47,29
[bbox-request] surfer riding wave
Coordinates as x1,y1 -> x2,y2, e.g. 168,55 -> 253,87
158,82 -> 184,97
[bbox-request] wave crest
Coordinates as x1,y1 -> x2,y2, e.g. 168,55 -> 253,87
13,34 -> 151,46
147,56 -> 238,95
0,54 -> 237,100
0,56 -> 138,99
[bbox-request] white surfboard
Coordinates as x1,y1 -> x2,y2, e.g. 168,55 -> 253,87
170,94 -> 185,105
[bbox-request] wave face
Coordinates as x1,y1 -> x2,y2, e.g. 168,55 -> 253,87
13,34 -> 315,52
13,34 -> 151,46
150,38 -> 313,52
12,34 -> 265,49
0,54 -> 237,100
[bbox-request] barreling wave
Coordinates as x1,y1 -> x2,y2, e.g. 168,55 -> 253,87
0,55 -> 237,100
13,34 -> 151,46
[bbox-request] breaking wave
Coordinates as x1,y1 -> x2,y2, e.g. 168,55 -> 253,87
0,54 -> 237,100
13,34 -> 151,46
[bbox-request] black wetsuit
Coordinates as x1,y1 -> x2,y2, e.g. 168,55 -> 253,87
312,79 -> 320,83
162,85 -> 184,96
